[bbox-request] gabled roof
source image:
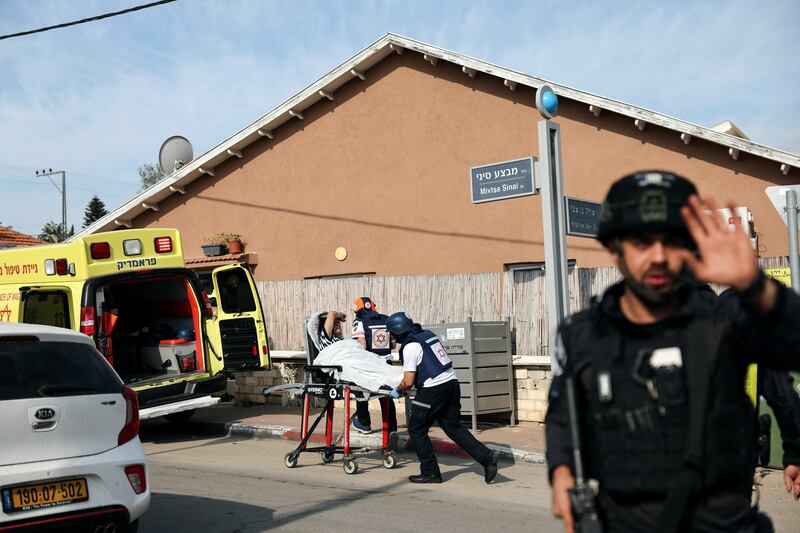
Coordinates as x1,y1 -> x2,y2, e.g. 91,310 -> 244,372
75,33 -> 800,238
0,226 -> 45,247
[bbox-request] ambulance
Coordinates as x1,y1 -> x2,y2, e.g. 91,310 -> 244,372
0,228 -> 271,420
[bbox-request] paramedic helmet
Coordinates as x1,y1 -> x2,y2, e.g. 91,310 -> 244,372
176,327 -> 195,340
596,171 -> 697,247
353,296 -> 377,313
386,312 -> 414,336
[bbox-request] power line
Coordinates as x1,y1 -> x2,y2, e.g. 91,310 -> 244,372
0,0 -> 178,41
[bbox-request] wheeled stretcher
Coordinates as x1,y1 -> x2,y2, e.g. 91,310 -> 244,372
263,364 -> 397,474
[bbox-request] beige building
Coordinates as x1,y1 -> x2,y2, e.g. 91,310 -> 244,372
77,35 -> 800,420
80,34 -> 799,280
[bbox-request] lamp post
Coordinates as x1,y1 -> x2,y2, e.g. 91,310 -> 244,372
34,168 -> 67,238
535,85 -> 569,369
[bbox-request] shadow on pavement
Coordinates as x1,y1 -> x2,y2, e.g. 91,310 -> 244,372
139,493 -> 275,533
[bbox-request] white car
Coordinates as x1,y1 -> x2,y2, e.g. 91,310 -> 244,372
0,323 -> 150,532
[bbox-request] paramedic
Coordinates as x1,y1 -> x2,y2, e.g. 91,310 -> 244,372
387,312 -> 499,484
319,310 -> 345,348
545,171 -> 800,533
351,296 -> 397,434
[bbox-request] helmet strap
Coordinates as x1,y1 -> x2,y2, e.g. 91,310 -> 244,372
614,240 -> 688,308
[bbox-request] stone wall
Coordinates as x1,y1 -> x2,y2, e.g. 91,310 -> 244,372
512,367 -> 552,422
234,360 -> 553,422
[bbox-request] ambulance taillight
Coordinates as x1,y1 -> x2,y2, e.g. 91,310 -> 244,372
90,242 -> 111,259
55,258 -> 68,275
80,306 -> 95,336
154,236 -> 173,253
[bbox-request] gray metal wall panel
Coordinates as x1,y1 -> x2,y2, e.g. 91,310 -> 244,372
461,381 -> 512,397
473,337 -> 509,352
477,395 -> 512,411
474,353 -> 510,367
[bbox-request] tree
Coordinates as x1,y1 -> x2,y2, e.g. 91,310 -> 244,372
83,196 -> 108,228
138,163 -> 167,191
39,221 -> 75,243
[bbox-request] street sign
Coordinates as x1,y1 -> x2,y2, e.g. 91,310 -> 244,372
564,197 -> 601,237
470,157 -> 536,204
765,185 -> 800,226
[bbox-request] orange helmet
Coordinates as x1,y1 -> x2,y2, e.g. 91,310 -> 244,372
353,296 -> 377,313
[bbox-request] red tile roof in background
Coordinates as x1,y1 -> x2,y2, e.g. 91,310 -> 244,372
0,227 -> 46,247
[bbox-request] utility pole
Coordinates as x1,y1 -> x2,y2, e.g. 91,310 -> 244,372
34,168 -> 67,237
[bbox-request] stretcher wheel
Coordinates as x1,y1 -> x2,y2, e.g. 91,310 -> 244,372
343,459 -> 358,475
284,452 -> 299,468
321,450 -> 335,464
382,453 -> 397,469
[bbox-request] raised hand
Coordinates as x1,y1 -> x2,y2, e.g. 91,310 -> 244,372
679,195 -> 759,291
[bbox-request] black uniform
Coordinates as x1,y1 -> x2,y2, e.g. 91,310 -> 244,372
545,279 -> 800,532
760,368 -> 800,467
716,287 -> 800,467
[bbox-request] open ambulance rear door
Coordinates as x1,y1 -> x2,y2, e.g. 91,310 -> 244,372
205,264 -> 271,372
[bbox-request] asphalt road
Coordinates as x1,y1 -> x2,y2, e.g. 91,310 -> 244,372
137,422 -> 799,532
137,421 -> 558,533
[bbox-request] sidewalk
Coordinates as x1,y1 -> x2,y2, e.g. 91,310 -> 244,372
184,400 -> 546,465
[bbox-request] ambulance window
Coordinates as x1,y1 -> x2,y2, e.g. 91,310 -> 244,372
217,269 -> 256,314
23,291 -> 71,329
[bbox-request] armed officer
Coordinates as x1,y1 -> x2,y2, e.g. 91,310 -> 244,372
386,312 -> 498,484
546,171 -> 800,532
350,296 -> 397,434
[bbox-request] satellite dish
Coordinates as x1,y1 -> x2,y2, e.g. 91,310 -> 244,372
159,135 -> 194,173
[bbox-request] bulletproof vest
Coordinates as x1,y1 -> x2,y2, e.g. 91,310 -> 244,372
400,330 -> 453,388
356,311 -> 391,358
562,304 -> 755,497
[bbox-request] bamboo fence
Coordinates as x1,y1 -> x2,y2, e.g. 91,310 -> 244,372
256,257 -> 790,357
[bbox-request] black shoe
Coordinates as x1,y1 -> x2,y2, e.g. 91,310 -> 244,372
408,474 -> 443,484
484,452 -> 499,484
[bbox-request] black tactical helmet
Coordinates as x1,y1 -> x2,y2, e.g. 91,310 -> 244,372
596,171 -> 698,246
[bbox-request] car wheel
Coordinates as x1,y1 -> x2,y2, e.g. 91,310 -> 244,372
164,409 -> 195,422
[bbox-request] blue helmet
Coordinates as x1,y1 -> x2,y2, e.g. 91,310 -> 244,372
386,312 -> 414,336
176,327 -> 195,340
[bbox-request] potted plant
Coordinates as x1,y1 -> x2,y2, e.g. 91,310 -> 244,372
223,233 -> 243,254
202,234 -> 228,257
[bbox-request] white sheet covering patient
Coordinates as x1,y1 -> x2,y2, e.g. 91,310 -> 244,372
313,339 -> 404,393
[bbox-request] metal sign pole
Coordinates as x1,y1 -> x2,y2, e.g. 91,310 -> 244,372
535,85 -> 570,370
786,189 -> 800,292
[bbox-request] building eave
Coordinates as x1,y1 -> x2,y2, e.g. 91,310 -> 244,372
74,33 -> 800,239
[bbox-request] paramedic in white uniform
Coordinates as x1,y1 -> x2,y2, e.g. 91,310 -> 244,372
387,311 -> 498,484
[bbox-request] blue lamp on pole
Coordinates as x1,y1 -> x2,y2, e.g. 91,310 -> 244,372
535,85 -> 558,119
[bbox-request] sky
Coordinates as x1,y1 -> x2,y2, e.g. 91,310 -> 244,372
1,0 -> 798,236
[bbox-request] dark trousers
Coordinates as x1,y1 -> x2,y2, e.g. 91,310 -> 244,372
407,379 -> 491,476
355,395 -> 397,433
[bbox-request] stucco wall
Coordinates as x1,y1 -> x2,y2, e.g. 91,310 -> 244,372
133,52 -> 795,281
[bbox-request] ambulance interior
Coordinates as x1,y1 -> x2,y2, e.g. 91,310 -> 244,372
96,276 -> 202,384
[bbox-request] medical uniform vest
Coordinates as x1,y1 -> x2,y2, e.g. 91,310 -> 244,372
401,330 -> 453,388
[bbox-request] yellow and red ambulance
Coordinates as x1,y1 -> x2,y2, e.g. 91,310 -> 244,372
0,228 -> 270,419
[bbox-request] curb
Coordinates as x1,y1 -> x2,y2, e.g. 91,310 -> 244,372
221,421 -> 545,465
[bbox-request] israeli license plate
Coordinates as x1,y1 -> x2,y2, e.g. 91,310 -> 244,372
1,478 -> 88,513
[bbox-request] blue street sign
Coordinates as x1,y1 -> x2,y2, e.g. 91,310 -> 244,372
469,157 -> 536,204
565,197 -> 602,237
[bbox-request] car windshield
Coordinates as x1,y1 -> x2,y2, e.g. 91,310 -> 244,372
0,338 -> 123,400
